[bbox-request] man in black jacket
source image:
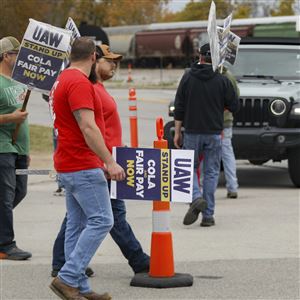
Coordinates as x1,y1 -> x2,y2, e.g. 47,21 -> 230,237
174,43 -> 239,227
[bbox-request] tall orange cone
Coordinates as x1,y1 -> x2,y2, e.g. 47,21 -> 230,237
127,63 -> 133,83
130,118 -> 193,288
128,88 -> 138,147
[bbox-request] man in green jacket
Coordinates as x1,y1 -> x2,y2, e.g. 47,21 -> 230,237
0,36 -> 31,260
221,67 -> 239,198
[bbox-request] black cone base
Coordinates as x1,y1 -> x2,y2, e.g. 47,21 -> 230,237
130,272 -> 193,288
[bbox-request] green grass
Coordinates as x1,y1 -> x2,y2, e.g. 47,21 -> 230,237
29,125 -> 53,154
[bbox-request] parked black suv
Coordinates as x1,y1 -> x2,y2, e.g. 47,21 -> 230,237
163,38 -> 300,187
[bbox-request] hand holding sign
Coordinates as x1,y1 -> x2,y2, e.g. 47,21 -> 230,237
11,19 -> 72,142
11,108 -> 28,124
106,159 -> 126,181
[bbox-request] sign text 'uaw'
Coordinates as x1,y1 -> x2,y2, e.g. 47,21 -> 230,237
12,19 -> 72,92
111,147 -> 194,203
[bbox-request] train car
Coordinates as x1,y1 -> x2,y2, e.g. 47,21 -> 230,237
103,15 -> 299,67
103,24 -> 148,60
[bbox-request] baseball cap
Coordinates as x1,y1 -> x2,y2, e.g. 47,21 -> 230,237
0,36 -> 20,55
98,44 -> 122,60
199,43 -> 211,56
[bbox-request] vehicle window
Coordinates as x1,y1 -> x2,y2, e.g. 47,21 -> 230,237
228,49 -> 300,79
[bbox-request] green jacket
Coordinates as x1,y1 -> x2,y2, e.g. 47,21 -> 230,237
222,67 -> 240,128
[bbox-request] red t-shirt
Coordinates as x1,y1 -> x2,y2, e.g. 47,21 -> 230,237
51,69 -> 106,172
93,82 -> 122,152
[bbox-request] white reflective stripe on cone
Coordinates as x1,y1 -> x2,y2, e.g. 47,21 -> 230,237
128,100 -> 136,106
152,211 -> 170,232
129,110 -> 137,117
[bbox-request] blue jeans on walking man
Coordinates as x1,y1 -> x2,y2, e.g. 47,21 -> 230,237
183,133 -> 222,218
57,168 -> 114,294
52,177 -> 149,275
222,127 -> 238,193
0,153 -> 28,252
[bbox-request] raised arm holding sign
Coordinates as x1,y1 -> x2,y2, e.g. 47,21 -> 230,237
11,19 -> 72,142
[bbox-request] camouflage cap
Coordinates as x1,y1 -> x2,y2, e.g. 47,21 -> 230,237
0,36 -> 20,55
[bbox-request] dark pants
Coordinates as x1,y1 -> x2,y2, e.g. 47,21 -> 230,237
0,153 -> 28,252
52,181 -> 149,273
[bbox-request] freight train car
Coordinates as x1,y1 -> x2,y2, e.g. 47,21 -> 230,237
103,15 -> 299,67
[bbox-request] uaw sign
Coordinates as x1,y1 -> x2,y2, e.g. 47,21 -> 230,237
218,13 -> 232,66
61,17 -> 81,70
111,147 -> 194,203
207,1 -> 219,71
12,19 -> 72,92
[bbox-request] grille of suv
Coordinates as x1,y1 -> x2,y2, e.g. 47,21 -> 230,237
233,97 -> 281,127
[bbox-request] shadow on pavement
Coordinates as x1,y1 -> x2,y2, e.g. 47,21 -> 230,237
219,164 -> 294,189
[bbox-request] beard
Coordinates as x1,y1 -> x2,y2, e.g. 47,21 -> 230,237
88,62 -> 97,83
100,69 -> 114,81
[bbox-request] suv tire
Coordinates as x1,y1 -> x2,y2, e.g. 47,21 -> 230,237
288,147 -> 300,187
163,120 -> 175,149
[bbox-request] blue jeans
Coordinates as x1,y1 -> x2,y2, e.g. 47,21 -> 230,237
0,153 -> 28,252
57,168 -> 114,294
222,127 -> 238,193
183,133 -> 222,218
52,181 -> 149,274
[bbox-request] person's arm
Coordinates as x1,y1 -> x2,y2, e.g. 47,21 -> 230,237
174,120 -> 183,149
224,78 -> 240,113
173,73 -> 188,149
73,108 -> 125,181
0,109 -> 28,124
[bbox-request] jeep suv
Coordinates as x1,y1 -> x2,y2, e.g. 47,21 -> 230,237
163,38 -> 300,187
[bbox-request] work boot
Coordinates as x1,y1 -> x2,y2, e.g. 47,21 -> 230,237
49,277 -> 85,300
51,267 -> 94,278
227,191 -> 238,199
53,187 -> 65,196
200,216 -> 215,227
183,197 -> 207,225
82,291 -> 112,300
0,246 -> 32,260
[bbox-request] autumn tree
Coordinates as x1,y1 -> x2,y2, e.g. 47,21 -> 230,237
0,0 -> 49,40
233,3 -> 252,19
161,0 -> 235,22
271,0 -> 296,16
103,0 -> 169,26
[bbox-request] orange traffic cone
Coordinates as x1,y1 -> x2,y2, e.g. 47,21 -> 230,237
127,63 -> 133,83
128,88 -> 138,147
130,118 -> 193,288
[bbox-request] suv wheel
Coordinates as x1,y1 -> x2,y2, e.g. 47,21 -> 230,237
163,121 -> 175,149
288,147 -> 300,187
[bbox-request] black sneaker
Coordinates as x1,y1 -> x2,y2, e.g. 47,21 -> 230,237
53,187 -> 65,196
183,198 -> 207,225
51,266 -> 94,277
200,217 -> 215,227
0,246 -> 32,260
227,192 -> 238,199
85,267 -> 94,277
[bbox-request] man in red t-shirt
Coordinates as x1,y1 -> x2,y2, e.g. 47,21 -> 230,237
49,37 -> 124,300
51,45 -> 150,279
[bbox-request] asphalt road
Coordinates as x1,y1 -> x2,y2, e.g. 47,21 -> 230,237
2,87 -> 299,300
27,88 -> 175,147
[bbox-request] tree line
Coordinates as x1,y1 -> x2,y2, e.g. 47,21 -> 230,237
0,0 -> 297,41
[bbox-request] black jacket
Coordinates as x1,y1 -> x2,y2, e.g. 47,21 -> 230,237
174,62 -> 239,134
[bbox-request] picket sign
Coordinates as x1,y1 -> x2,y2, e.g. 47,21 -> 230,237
111,147 -> 194,203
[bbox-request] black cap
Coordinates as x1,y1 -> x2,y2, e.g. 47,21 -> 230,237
199,43 -> 211,56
